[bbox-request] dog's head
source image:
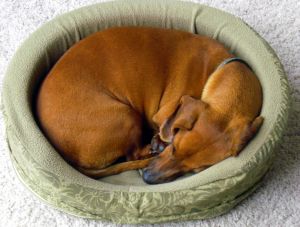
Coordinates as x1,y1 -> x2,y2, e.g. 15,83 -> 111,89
143,95 -> 263,184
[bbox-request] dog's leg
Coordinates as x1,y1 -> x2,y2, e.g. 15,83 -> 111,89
78,157 -> 155,178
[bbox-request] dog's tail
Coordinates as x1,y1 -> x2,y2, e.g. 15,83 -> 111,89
77,157 -> 155,179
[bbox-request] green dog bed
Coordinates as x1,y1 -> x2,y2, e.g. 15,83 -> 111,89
2,0 -> 291,224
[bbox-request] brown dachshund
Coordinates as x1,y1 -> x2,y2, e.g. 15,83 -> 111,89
36,27 -> 263,184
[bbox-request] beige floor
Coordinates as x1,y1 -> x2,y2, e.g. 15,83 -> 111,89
0,0 -> 299,226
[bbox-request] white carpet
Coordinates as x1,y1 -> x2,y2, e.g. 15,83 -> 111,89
0,0 -> 299,226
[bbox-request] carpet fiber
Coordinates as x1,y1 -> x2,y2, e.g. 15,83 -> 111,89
0,0 -> 299,226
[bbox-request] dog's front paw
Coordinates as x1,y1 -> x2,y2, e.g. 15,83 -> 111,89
150,134 -> 168,155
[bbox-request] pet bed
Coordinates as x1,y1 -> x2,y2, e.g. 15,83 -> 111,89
1,0 -> 291,224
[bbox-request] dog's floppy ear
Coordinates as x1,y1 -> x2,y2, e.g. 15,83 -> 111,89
229,116 -> 264,156
152,95 -> 202,142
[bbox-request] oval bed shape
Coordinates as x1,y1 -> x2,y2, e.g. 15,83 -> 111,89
2,0 -> 291,224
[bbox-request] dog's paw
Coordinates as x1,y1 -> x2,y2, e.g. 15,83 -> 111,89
150,134 -> 168,154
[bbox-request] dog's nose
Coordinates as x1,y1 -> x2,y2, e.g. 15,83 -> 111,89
142,169 -> 158,184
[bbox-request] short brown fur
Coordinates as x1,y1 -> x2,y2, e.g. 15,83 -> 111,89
36,27 -> 263,184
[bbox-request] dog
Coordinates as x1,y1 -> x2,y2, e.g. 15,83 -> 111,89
36,27 -> 263,184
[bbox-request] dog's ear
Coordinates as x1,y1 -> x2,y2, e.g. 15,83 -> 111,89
152,95 -> 204,142
229,116 -> 264,156
152,100 -> 179,128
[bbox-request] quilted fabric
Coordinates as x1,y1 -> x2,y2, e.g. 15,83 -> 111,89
1,0 -> 291,224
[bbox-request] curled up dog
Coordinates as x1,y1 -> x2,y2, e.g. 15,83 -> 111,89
36,27 -> 263,184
